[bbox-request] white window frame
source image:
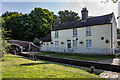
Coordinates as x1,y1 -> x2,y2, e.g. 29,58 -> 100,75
73,40 -> 77,48
55,41 -> 59,48
55,31 -> 59,38
73,29 -> 77,36
86,40 -> 92,48
86,27 -> 91,36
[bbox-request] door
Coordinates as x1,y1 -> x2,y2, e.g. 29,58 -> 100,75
67,40 -> 71,48
68,43 -> 71,48
67,40 -> 71,52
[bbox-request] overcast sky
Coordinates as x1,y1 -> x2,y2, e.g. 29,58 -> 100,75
1,0 -> 119,28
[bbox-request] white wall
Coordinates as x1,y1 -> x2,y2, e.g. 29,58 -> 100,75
111,14 -> 117,49
41,23 -> 117,54
51,24 -> 112,49
118,2 -> 120,29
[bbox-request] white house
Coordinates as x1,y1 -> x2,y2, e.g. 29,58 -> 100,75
41,7 -> 117,55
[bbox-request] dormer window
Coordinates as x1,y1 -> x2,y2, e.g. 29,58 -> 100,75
86,27 -> 91,36
73,29 -> 77,37
55,31 -> 59,38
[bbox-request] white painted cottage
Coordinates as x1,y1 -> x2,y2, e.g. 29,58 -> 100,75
41,7 -> 117,55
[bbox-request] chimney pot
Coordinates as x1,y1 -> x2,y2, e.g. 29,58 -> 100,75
56,17 -> 61,25
81,7 -> 88,20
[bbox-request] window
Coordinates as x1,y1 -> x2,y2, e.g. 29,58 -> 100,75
73,29 -> 77,36
43,43 -> 45,46
86,40 -> 92,48
55,31 -> 59,38
73,40 -> 77,48
86,27 -> 91,36
55,41 -> 59,47
67,40 -> 71,48
47,43 -> 49,46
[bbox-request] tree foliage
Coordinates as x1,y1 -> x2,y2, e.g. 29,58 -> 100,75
2,8 -> 82,42
2,7 -> 55,41
58,10 -> 80,23
29,8 -> 54,39
0,27 -> 10,58
101,0 -> 118,3
0,16 -> 10,58
117,28 -> 120,34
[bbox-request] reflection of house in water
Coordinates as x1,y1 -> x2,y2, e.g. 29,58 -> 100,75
7,40 -> 40,52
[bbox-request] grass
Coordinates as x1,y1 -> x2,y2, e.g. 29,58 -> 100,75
2,54 -> 104,78
36,52 -> 114,61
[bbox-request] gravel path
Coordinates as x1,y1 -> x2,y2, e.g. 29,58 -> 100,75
97,58 -> 120,79
99,71 -> 120,79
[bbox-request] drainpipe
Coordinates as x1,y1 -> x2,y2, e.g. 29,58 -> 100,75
111,24 -> 113,49
111,23 -> 114,54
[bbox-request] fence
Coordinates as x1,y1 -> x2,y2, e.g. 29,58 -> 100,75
41,47 -> 120,55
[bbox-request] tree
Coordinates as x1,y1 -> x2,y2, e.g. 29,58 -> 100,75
0,16 -> 10,59
2,7 -> 55,41
0,27 -> 10,59
29,7 -> 55,39
117,28 -> 120,34
2,11 -> 20,17
88,16 -> 94,18
101,0 -> 118,3
2,12 -> 23,40
58,10 -> 80,23
112,0 -> 118,3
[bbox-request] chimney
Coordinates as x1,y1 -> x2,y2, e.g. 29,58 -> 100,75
81,7 -> 88,20
56,17 -> 61,25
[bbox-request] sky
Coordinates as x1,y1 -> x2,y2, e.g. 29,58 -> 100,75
1,0 -> 118,16
0,0 -> 119,28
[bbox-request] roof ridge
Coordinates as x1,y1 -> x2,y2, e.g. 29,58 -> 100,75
88,12 -> 113,19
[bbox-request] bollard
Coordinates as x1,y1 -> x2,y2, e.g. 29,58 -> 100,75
34,56 -> 37,61
90,66 -> 94,73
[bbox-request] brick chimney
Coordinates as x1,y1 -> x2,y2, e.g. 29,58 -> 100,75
81,7 -> 88,20
56,17 -> 61,25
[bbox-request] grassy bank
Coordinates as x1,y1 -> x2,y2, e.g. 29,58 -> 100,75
2,54 -> 103,78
